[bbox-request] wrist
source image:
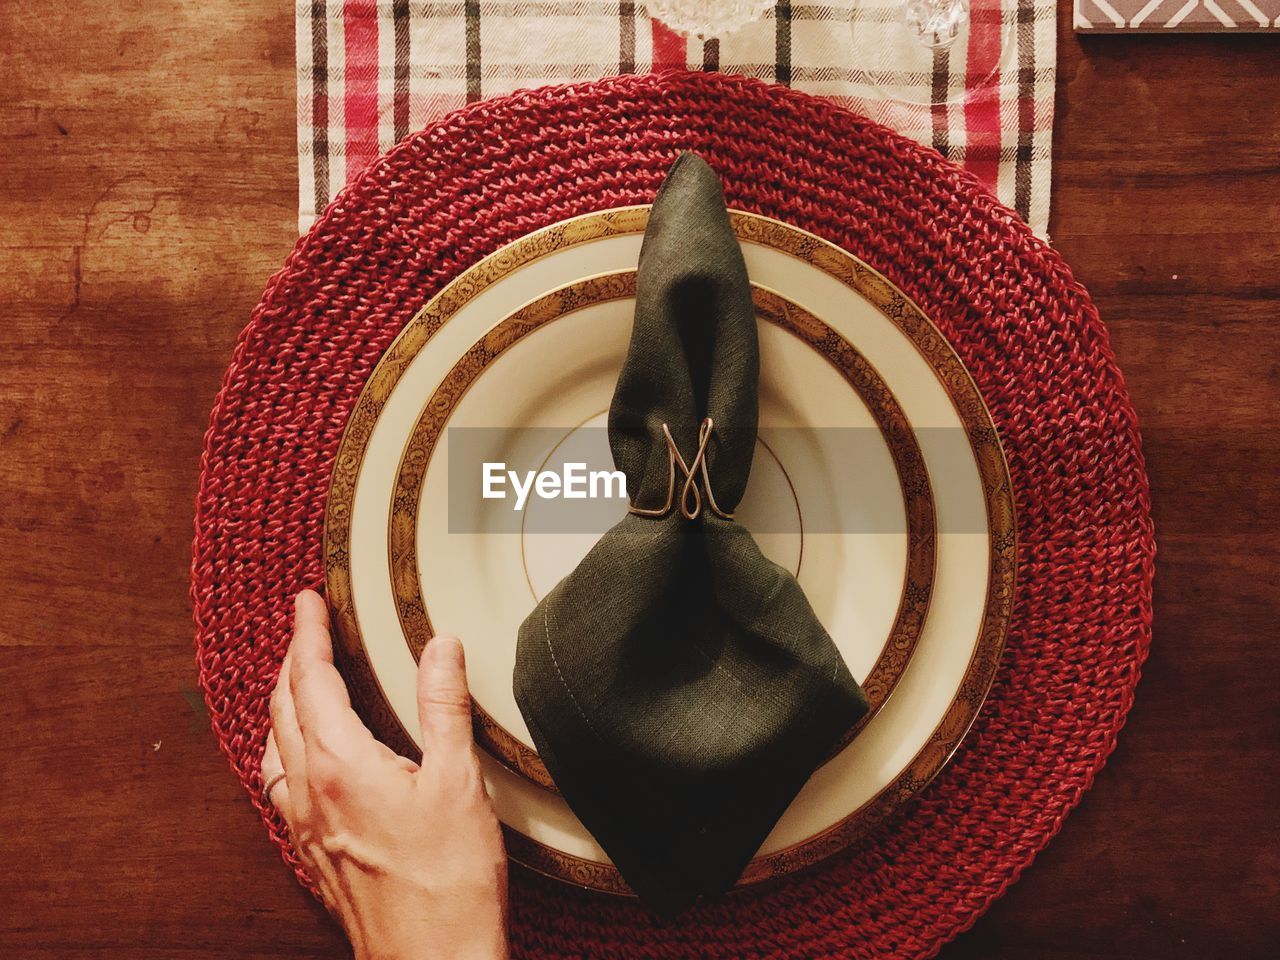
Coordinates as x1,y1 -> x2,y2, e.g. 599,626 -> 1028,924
353,936 -> 507,960
348,910 -> 508,960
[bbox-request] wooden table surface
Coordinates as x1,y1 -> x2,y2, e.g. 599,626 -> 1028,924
2,2 -> 1277,957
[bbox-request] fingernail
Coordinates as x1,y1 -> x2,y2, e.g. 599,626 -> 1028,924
427,636 -> 464,669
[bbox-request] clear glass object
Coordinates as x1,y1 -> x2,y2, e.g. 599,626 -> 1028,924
851,0 -> 1010,108
643,0 -> 778,39
903,0 -> 970,49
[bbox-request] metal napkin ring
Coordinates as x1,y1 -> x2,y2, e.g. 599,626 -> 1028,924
628,417 -> 735,521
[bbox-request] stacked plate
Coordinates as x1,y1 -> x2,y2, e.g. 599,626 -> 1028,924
323,205 -> 1016,894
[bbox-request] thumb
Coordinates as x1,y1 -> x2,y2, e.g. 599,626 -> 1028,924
416,636 -> 475,760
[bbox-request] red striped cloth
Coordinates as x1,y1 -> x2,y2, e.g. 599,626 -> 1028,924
297,0 -> 1055,235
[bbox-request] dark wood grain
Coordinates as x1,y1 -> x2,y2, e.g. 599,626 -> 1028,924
0,2 -> 1276,958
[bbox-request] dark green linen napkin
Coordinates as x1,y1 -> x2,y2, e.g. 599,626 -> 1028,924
513,152 -> 869,913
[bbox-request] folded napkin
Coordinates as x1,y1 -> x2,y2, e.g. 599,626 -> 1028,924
513,153 -> 868,913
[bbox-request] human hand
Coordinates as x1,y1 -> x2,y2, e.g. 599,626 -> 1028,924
262,590 -> 509,960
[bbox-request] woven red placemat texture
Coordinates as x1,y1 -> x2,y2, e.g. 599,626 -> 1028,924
193,71 -> 1154,960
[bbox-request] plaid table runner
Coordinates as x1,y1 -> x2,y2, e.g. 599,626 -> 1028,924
296,0 -> 1055,237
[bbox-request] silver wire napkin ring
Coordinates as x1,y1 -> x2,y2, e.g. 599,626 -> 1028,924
628,417 -> 735,521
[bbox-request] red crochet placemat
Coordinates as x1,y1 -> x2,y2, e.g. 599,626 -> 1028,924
193,71 -> 1154,959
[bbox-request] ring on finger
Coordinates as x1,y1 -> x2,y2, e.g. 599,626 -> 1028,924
262,769 -> 288,805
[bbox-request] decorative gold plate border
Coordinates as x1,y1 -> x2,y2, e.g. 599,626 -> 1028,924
386,273 -> 937,792
323,207 -> 1017,894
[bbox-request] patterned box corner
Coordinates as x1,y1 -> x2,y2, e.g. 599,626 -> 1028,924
1075,0 -> 1280,30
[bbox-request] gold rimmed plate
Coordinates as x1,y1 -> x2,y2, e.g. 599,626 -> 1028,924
324,208 -> 1016,893
388,274 -> 936,791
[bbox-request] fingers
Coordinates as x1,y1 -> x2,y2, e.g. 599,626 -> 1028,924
416,636 -> 476,763
270,649 -> 308,785
269,641 -> 310,825
262,730 -> 283,786
288,590 -> 374,759
261,730 -> 294,818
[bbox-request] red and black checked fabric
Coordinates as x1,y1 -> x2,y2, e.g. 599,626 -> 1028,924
296,0 -> 1056,236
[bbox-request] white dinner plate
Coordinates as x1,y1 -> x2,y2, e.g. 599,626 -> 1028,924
324,208 -> 1015,892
